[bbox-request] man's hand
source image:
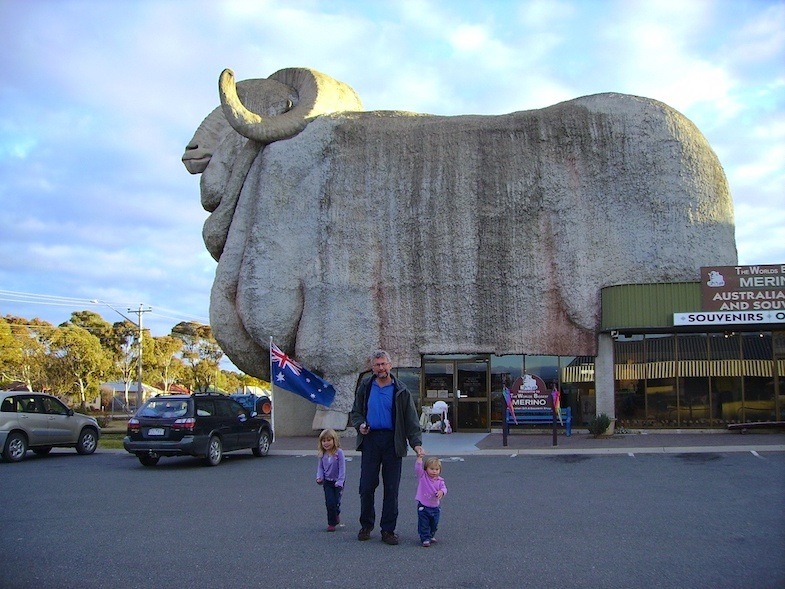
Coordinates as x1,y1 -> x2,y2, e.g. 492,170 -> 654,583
414,445 -> 425,457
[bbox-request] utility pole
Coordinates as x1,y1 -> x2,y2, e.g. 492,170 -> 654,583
92,299 -> 152,411
129,304 -> 152,409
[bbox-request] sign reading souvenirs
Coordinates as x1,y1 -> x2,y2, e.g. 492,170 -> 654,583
699,264 -> 785,311
673,310 -> 785,326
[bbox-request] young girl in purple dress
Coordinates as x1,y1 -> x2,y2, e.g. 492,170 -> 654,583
316,429 -> 346,531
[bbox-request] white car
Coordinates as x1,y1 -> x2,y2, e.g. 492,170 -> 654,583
0,391 -> 101,462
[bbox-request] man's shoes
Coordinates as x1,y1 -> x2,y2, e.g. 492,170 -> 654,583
381,531 -> 399,545
357,528 -> 372,541
422,540 -> 430,547
327,525 -> 336,532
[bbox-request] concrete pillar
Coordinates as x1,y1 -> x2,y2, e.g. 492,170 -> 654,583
272,390 -> 316,436
594,333 -> 616,419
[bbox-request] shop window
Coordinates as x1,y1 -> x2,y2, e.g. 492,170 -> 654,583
490,355 -> 522,424
561,356 -> 595,425
646,335 -> 677,426
395,368 -> 421,408
677,334 -> 712,426
614,331 -> 777,428
709,333 -> 742,423
614,337 -> 646,426
525,355 -> 559,386
741,333 -> 775,422
457,362 -> 487,399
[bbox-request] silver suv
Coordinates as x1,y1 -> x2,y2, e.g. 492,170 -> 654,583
0,391 -> 101,462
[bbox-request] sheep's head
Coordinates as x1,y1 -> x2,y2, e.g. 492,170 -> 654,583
182,77 -> 295,175
217,67 -> 363,143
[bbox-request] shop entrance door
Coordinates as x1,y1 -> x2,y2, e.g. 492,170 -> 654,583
456,358 -> 490,431
422,356 -> 490,432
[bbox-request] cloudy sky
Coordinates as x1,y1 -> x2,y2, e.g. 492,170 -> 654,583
1,0 -> 783,343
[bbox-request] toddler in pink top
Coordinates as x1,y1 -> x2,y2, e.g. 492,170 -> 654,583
414,455 -> 447,547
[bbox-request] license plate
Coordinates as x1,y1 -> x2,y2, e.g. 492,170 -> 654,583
148,428 -> 165,436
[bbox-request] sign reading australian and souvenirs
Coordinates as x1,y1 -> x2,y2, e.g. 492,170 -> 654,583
674,264 -> 785,327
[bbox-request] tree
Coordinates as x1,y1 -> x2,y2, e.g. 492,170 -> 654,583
47,324 -> 111,410
112,321 -> 139,407
217,371 -> 270,395
64,311 -> 115,351
172,321 -> 224,392
0,319 -> 23,385
2,316 -> 54,391
3,312 -> 263,404
64,310 -> 143,408
150,335 -> 185,393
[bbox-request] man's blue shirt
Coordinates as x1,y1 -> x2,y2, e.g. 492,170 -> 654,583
367,380 -> 394,430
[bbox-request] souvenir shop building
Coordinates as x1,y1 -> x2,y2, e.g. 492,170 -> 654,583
387,264 -> 785,432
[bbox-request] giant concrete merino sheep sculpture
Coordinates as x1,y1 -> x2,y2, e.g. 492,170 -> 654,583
183,67 -> 736,433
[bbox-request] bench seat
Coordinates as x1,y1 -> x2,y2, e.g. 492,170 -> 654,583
503,407 -> 572,446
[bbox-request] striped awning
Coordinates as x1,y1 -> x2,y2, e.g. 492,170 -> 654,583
559,343 -> 781,383
561,364 -> 596,383
613,359 -> 775,380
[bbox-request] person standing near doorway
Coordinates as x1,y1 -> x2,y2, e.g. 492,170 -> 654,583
351,349 -> 424,545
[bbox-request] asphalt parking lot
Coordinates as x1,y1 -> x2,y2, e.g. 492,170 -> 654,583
1,438 -> 784,589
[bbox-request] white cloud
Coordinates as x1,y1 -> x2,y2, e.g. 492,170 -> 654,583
449,23 -> 490,52
0,0 -> 782,338
726,2 -> 785,63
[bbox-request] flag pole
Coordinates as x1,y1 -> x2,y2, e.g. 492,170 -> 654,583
269,335 -> 275,435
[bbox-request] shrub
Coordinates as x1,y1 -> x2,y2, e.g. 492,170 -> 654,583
588,413 -> 611,437
93,415 -> 111,428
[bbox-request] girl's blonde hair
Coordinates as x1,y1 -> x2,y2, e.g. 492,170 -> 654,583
317,428 -> 341,455
423,456 -> 442,472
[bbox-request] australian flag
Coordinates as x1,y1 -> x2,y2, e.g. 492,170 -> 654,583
270,342 -> 336,406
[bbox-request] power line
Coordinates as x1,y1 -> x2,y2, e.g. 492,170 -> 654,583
0,290 -> 209,325
0,294 -> 95,308
0,290 -> 130,309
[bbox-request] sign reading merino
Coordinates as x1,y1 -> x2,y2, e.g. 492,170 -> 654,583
701,264 -> 785,311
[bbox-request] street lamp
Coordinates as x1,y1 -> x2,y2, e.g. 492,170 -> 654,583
92,300 -> 151,409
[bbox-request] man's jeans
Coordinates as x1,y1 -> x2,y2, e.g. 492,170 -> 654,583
417,501 -> 441,542
359,429 -> 402,533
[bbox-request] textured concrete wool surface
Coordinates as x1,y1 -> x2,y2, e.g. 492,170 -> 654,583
185,69 -> 737,433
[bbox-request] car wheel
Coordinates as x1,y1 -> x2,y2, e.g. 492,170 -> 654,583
205,435 -> 222,466
252,429 -> 271,457
33,446 -> 53,456
2,432 -> 28,462
138,454 -> 160,467
76,428 -> 98,455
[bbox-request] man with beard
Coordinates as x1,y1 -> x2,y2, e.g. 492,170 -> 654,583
351,350 -> 424,545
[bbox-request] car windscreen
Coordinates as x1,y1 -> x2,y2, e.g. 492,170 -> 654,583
138,399 -> 189,418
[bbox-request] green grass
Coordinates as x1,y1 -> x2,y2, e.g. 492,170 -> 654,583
99,432 -> 126,450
